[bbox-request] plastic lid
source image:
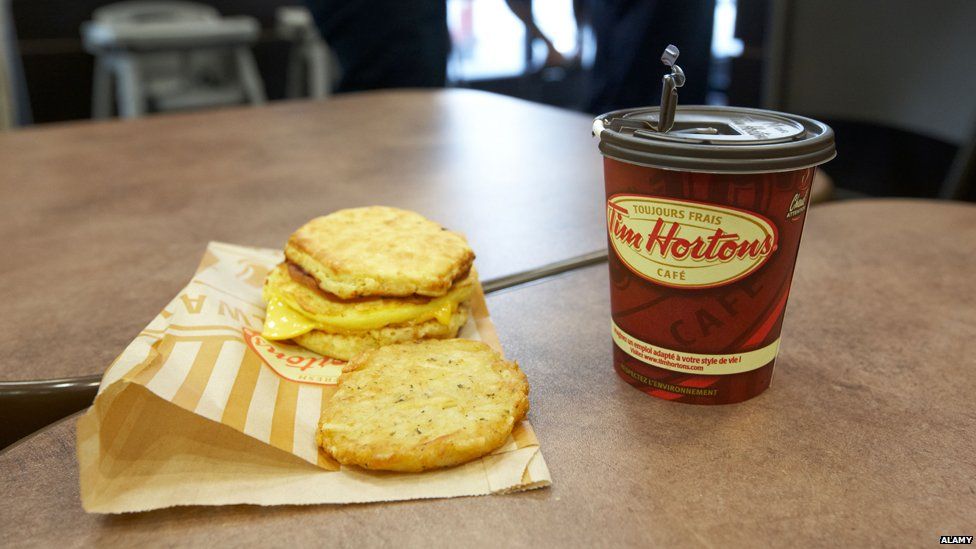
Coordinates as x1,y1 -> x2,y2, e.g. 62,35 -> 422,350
593,105 -> 836,174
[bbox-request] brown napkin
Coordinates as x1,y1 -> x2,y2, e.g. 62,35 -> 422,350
77,242 -> 551,513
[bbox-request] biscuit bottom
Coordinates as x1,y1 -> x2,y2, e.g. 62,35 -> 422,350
292,304 -> 469,361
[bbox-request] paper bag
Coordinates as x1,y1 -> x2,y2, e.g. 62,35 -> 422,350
77,242 -> 551,513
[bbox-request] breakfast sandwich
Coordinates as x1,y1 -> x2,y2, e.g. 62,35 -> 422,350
261,207 -> 476,360
318,339 -> 530,472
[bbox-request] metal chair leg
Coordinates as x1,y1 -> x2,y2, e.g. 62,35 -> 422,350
939,120 -> 975,200
235,47 -> 266,105
91,56 -> 114,119
285,49 -> 303,99
114,55 -> 146,118
306,42 -> 330,99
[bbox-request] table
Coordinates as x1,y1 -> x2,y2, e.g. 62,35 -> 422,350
2,199 -> 973,547
0,89 -> 605,380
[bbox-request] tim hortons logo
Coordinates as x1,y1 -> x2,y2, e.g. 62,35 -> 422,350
242,328 -> 344,385
607,194 -> 778,289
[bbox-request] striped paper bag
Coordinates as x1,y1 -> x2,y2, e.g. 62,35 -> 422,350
77,242 -> 551,513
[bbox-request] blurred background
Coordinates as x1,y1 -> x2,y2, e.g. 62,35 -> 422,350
1,0 -> 974,200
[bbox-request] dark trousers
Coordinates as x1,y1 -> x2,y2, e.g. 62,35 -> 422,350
587,0 -> 715,114
304,0 -> 450,93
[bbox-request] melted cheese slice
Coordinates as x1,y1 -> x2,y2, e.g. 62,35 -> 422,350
261,264 -> 473,341
263,294 -> 320,340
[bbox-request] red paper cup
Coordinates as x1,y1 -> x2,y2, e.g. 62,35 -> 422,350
594,106 -> 835,405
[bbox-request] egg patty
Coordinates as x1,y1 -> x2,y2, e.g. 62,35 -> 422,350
262,262 -> 474,337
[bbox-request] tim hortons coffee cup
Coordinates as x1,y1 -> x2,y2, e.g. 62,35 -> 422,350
593,105 -> 836,404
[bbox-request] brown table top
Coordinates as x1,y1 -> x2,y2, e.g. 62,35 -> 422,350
2,199 -> 973,547
0,89 -> 605,380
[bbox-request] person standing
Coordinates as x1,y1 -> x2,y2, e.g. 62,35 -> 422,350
586,0 -> 715,114
303,0 -> 451,93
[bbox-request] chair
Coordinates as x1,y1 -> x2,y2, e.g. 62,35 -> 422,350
0,376 -> 100,450
760,0 -> 976,200
0,0 -> 30,128
276,6 -> 331,100
82,1 -> 266,118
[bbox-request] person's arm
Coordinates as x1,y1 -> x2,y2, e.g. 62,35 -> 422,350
504,0 -> 567,67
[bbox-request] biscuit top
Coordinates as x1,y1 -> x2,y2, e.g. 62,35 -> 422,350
285,207 -> 475,299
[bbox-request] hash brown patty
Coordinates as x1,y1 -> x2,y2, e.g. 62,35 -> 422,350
318,339 -> 529,472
